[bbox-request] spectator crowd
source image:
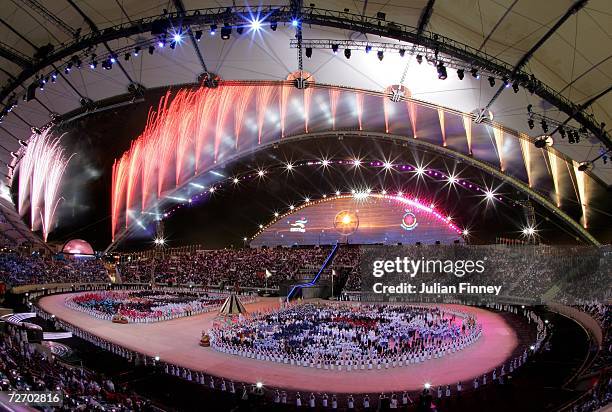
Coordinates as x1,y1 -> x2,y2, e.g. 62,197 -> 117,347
0,323 -> 151,411
118,246 -> 334,288
0,253 -> 108,286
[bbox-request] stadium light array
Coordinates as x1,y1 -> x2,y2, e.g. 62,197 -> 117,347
159,157 -> 513,224
171,31 -> 183,44
248,17 -> 263,31
522,225 -> 536,236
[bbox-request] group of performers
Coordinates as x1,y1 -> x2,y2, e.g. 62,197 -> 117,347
65,290 -> 254,323
209,303 -> 482,370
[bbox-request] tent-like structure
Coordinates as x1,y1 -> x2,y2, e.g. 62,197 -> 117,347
218,294 -> 247,317
201,294 -> 248,346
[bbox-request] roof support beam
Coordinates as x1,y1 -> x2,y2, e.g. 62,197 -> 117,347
65,0 -> 134,84
51,64 -> 85,100
0,43 -> 32,68
10,112 -> 32,128
559,55 -> 610,94
398,0 -> 435,85
0,18 -> 38,51
172,0 -> 208,73
22,0 -> 77,37
0,142 -> 12,154
0,126 -> 21,142
416,0 -> 436,34
478,0 -> 518,50
0,5 -> 608,149
482,0 -> 588,113
551,85 -> 612,136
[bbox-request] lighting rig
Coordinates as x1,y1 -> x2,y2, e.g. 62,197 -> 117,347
1,5 -> 609,153
291,39 -> 526,93
526,104 -> 604,147
576,147 -> 610,172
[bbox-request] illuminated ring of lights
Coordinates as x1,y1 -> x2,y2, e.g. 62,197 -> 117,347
161,158 -> 497,219
240,132 -> 597,246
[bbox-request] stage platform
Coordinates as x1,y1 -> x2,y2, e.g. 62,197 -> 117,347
39,294 -> 518,393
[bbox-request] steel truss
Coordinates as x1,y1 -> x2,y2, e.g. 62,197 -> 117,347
0,5 -> 608,150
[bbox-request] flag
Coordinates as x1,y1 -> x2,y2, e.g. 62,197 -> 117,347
265,269 -> 272,278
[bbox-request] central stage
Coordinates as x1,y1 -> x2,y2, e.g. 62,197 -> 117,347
39,294 -> 518,393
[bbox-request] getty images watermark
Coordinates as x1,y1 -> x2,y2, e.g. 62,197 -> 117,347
359,245 -> 609,304
367,255 -> 503,296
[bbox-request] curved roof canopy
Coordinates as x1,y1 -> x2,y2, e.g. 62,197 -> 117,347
0,0 -> 610,245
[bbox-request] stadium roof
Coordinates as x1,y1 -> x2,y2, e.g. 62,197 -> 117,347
0,0 -> 610,245
0,184 -> 46,248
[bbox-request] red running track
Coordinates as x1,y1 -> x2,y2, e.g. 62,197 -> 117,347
39,294 -> 518,393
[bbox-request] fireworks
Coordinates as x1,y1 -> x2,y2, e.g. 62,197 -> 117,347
109,82 -> 455,241
112,83 -> 291,241
109,81 -> 584,243
17,129 -> 72,241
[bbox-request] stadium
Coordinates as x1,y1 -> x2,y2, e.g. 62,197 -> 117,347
0,1 -> 610,411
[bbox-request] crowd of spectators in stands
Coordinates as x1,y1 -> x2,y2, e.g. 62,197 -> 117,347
118,246 -> 333,288
332,246 -> 362,291
571,374 -> 611,412
574,301 -> 612,375
0,253 -> 108,286
0,324 -> 151,411
1,245 -> 609,305
358,244 -> 610,302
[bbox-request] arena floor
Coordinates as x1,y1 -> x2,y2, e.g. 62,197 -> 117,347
39,294 -> 519,393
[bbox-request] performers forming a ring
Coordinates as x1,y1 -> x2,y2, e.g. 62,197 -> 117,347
209,303 -> 482,371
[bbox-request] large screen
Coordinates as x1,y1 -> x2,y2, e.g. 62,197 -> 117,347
251,194 -> 463,247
